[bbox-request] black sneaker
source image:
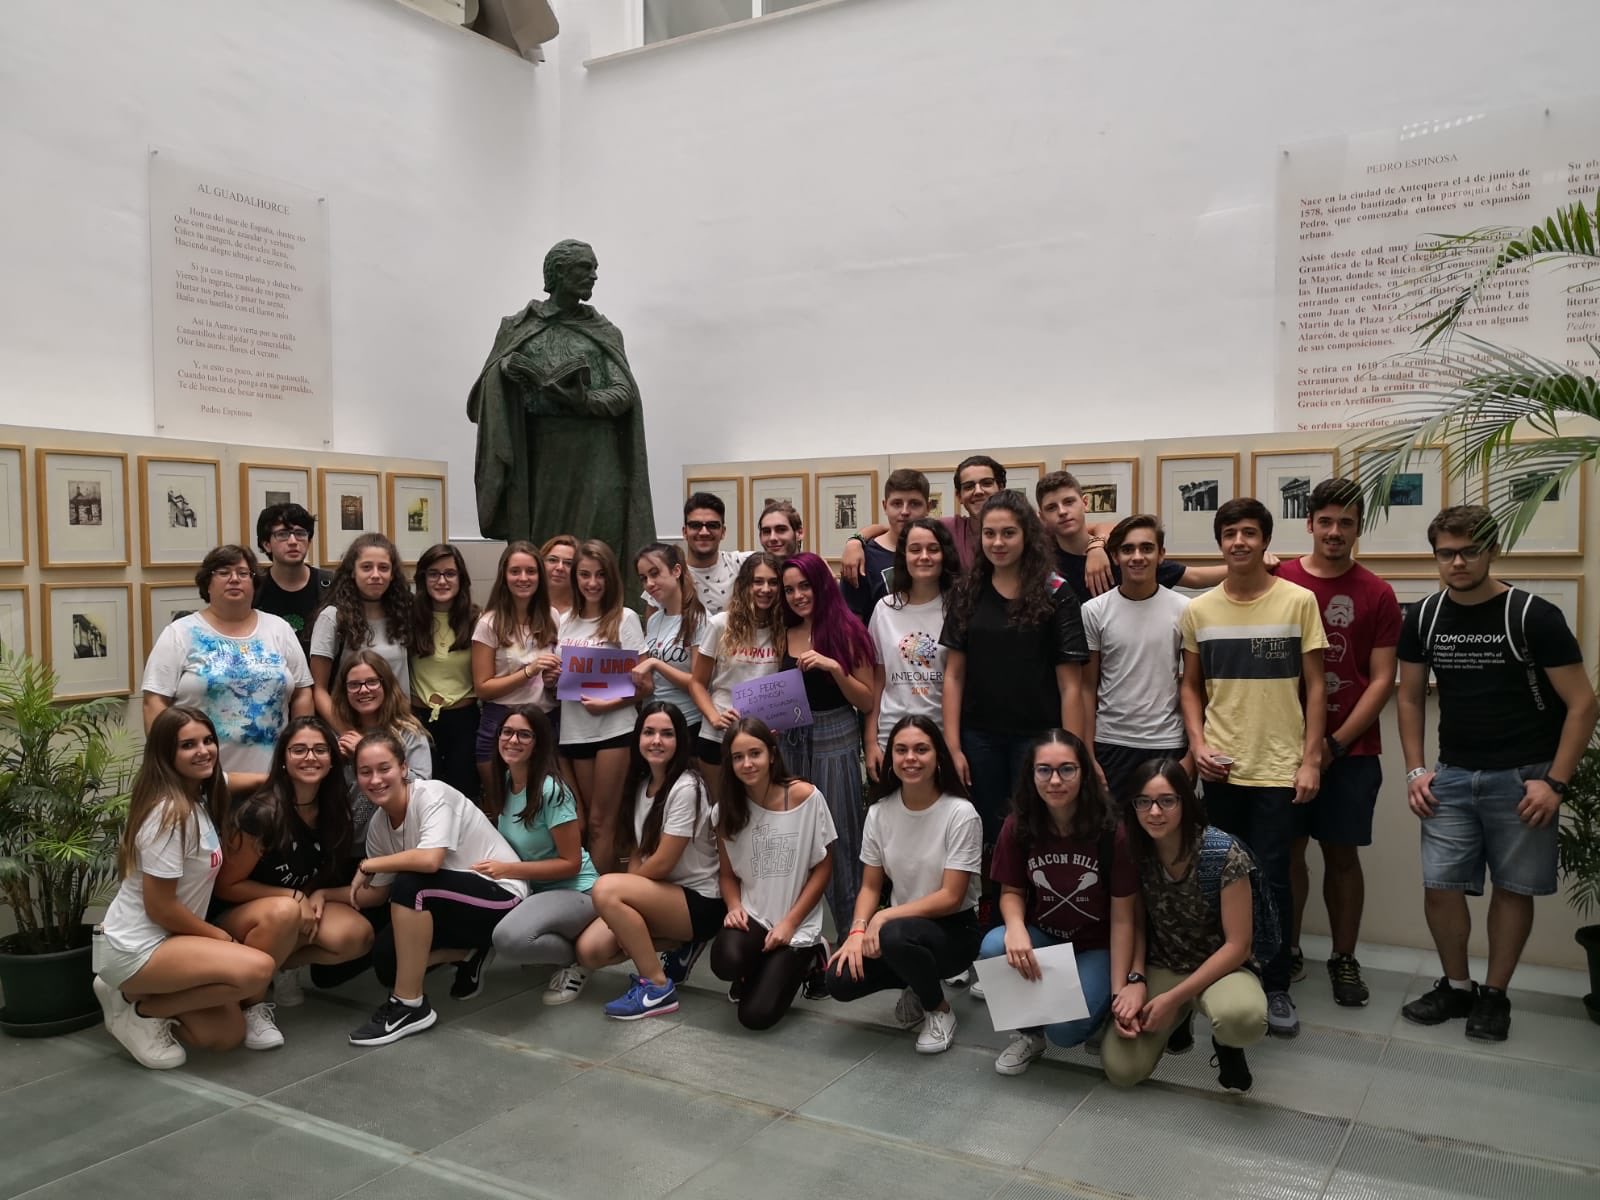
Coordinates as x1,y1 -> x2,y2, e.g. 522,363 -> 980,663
802,941 -> 830,1001
661,940 -> 707,984
1211,1039 -> 1253,1093
1289,946 -> 1306,983
1465,985 -> 1511,1042
1327,954 -> 1370,1007
348,995 -> 437,1046
450,947 -> 495,1000
1401,977 -> 1476,1026
1165,1012 -> 1195,1056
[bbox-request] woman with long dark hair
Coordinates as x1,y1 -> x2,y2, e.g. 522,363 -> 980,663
472,540 -> 560,798
310,533 -> 415,723
410,544 -> 481,801
633,542 -> 706,735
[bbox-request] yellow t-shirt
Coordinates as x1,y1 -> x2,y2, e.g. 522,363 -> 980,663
1179,578 -> 1328,788
410,611 -> 475,717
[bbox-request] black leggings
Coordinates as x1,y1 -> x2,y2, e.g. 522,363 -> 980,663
371,869 -> 521,989
824,910 -> 981,1012
418,703 -> 482,803
709,922 -> 821,1031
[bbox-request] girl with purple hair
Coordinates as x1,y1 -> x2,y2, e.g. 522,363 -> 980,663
779,552 -> 875,928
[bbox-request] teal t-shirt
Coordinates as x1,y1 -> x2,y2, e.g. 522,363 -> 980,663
497,776 -> 598,893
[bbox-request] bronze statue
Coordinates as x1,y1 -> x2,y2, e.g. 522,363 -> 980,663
467,240 -> 654,557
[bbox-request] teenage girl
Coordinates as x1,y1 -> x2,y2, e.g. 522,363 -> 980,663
94,707 -> 277,1069
311,533 -> 415,722
472,540 -> 561,798
410,544 -> 481,801
332,651 -> 433,846
633,542 -> 706,736
712,718 -> 836,1030
688,551 -> 784,781
825,715 -> 982,1056
542,534 -> 579,623
559,539 -> 646,873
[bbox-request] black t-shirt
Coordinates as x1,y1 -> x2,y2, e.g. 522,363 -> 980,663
238,805 -> 334,893
1053,546 -> 1186,605
940,577 -> 1089,733
841,540 -> 896,626
1397,587 -> 1583,769
782,653 -> 851,713
254,568 -> 332,653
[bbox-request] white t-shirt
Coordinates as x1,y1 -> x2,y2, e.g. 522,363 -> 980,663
861,791 -> 982,912
364,778 -> 528,899
100,799 -> 224,955
722,785 -> 837,947
687,551 -> 751,617
471,611 -> 555,709
1082,586 -> 1190,748
344,726 -> 433,843
867,595 -> 947,750
558,608 -> 647,745
310,608 -> 411,699
693,612 -> 780,743
636,773 -> 720,899
141,611 -> 312,776
644,609 -> 700,727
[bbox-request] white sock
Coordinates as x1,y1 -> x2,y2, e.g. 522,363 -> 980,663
1447,977 -> 1473,991
393,994 -> 424,1008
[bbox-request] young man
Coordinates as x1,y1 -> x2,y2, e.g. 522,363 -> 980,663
1396,505 -> 1597,1042
253,502 -> 332,654
841,468 -> 930,625
681,492 -> 750,615
1181,497 -> 1327,1039
1081,515 -> 1191,798
841,454 -> 1005,582
756,500 -> 805,560
1275,478 -> 1400,1008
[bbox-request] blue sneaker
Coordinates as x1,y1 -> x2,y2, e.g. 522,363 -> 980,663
604,975 -> 679,1021
660,940 -> 707,984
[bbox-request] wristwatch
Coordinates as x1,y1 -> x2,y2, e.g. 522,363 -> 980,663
1544,776 -> 1569,796
1125,971 -> 1147,986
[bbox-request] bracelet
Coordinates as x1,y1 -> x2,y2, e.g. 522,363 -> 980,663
1406,766 -> 1429,782
847,927 -> 866,938
1087,536 -> 1107,548
523,663 -> 533,679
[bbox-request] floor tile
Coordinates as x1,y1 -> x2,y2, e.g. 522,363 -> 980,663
1322,1123 -> 1600,1200
1290,965 -> 1411,1039
1298,933 -> 1426,978
0,1028 -> 113,1094
1389,978 -> 1600,1071
173,993 -> 376,1095
990,1177 -> 1108,1200
335,1163 -> 546,1200
453,982 -> 683,1063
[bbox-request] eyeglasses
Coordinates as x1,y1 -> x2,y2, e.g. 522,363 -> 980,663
1432,545 -> 1489,564
1033,763 -> 1080,782
498,728 -> 534,744
1132,793 -> 1181,812
957,477 -> 998,494
424,569 -> 459,582
211,568 -> 253,581
287,744 -> 332,759
344,679 -> 383,693
270,528 -> 311,542
685,520 -> 724,533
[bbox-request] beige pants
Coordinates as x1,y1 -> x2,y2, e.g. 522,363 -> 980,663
1101,966 -> 1267,1087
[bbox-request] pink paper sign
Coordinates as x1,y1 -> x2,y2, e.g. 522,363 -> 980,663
555,644 -> 641,702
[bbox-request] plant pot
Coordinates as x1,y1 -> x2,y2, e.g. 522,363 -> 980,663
1577,925 -> 1600,998
1585,994 -> 1600,1027
0,931 -> 101,1038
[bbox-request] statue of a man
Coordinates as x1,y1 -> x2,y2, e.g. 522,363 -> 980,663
467,240 -> 655,557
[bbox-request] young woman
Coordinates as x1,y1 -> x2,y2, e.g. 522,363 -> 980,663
482,706 -> 599,1006
573,703 -> 723,1020
213,717 -> 374,1009
865,517 -> 958,783
345,731 -> 528,1046
779,551 -> 874,930
711,718 -> 835,1031
559,539 -> 646,873
1101,759 -> 1267,1094
311,533 -> 414,724
472,540 -> 561,798
633,542 -> 706,736
824,715 -> 982,1056
541,534 -> 579,622
94,707 -> 278,1069
688,551 -> 784,779
978,730 -> 1138,1076
410,544 -> 481,802
332,651 -> 433,847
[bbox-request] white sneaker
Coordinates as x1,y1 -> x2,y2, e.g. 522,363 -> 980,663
273,968 -> 305,1007
969,979 -> 986,1001
892,987 -> 925,1029
105,998 -> 186,1070
915,1007 -> 958,1054
943,968 -> 972,987
93,975 -> 129,1026
542,965 -> 590,1006
243,1002 -> 285,1050
995,1031 -> 1048,1075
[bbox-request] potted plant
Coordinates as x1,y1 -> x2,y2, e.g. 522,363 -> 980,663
0,648 -> 136,1037
1558,735 -> 1600,1025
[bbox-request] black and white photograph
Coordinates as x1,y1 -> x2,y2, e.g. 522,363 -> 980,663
1180,478 -> 1220,511
1278,476 -> 1312,518
814,470 -> 878,561
1251,450 -> 1338,529
340,493 -> 365,530
1064,458 -> 1139,528
833,492 -> 858,530
67,480 -> 102,526
44,583 -> 132,700
1158,453 -> 1239,557
71,611 -> 108,659
1082,483 -> 1118,514
38,448 -> 128,567
139,455 -> 219,568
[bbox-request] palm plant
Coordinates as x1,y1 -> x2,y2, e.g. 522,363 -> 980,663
1559,737 -> 1600,918
0,648 -> 137,954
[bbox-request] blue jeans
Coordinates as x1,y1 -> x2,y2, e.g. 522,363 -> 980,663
977,925 -> 1111,1048
1423,761 -> 1557,896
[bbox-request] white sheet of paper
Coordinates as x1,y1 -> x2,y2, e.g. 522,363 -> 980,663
972,942 -> 1091,1031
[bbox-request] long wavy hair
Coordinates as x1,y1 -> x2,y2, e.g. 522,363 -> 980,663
574,539 -> 626,644
887,517 -> 959,609
1122,757 -> 1207,865
228,716 -> 353,878
332,649 -> 426,741
118,706 -> 227,878
482,705 -> 572,829
868,714 -> 970,803
946,490 -> 1058,639
1008,729 -> 1112,849
636,542 -> 705,652
482,540 -> 556,652
723,551 -> 786,655
411,543 -> 477,654
617,702 -> 705,861
326,533 -> 413,657
716,717 -> 796,841
780,552 -> 873,670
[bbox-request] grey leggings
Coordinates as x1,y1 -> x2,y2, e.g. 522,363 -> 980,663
490,889 -> 597,965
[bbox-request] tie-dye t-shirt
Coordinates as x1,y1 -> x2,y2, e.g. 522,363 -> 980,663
141,611 -> 312,775
867,594 -> 947,749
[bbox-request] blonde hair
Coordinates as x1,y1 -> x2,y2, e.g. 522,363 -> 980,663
118,706 -> 225,878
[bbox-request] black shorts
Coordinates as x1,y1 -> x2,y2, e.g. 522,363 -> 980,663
1291,754 -> 1381,847
694,736 -> 724,766
560,730 -> 633,760
682,886 -> 728,942
388,868 -> 522,950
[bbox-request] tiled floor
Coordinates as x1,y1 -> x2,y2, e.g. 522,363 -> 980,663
2,934 -> 1596,1200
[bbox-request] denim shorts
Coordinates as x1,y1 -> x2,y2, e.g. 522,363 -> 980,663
1420,761 -> 1558,896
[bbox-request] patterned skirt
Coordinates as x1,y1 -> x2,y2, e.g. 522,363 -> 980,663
781,705 -> 865,932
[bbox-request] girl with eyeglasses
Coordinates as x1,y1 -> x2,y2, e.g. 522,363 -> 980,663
332,651 -> 432,847
410,544 -> 481,802
978,729 -> 1138,1076
1101,759 -> 1267,1094
472,540 -> 561,799
311,533 -> 415,726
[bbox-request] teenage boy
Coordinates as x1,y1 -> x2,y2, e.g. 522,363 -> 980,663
1181,497 -> 1327,1039
1275,478 -> 1400,1008
253,502 -> 332,654
841,469 -> 930,625
842,454 -> 1006,581
1396,505 -> 1597,1042
756,500 -> 805,560
682,492 -> 750,615
1081,515 -> 1191,798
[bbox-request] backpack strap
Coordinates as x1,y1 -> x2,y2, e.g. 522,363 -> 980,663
1417,591 -> 1448,662
1195,827 -> 1232,907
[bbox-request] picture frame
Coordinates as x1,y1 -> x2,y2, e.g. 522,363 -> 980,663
138,455 -> 220,568
1062,457 -> 1140,527
36,449 -> 130,568
42,583 -> 133,700
748,473 -> 810,550
0,584 -> 29,657
141,581 -> 201,655
1004,461 -> 1046,508
1156,453 -> 1240,558
1250,449 -> 1339,524
386,472 -> 448,565
815,471 -> 880,562
240,462 -> 312,547
1354,446 -> 1449,558
1385,574 -> 1444,684
1482,446 -> 1586,557
0,443 -> 26,566
911,467 -> 958,523
317,468 -> 383,567
1501,575 -> 1584,646
684,476 -> 744,550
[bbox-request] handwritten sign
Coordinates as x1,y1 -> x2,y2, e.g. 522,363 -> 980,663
730,669 -> 813,732
556,644 -> 640,702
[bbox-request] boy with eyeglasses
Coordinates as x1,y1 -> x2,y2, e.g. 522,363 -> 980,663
680,492 -> 750,615
1396,504 -> 1597,1042
254,503 -> 333,654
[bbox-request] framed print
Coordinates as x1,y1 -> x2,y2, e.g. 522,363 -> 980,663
685,477 -> 744,550
815,471 -> 880,562
317,468 -> 383,567
1156,453 -> 1240,557
0,444 -> 26,566
1502,575 -> 1584,646
240,462 -> 311,545
748,473 -> 809,549
42,583 -> 133,700
386,472 -> 447,564
1004,461 -> 1046,508
1063,457 -> 1139,528
1483,446 -> 1586,557
917,468 -> 957,522
36,449 -> 129,568
1355,446 -> 1448,558
141,581 -> 201,654
1385,575 -> 1444,683
1251,449 -> 1339,523
138,455 -> 220,568
0,585 -> 29,657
